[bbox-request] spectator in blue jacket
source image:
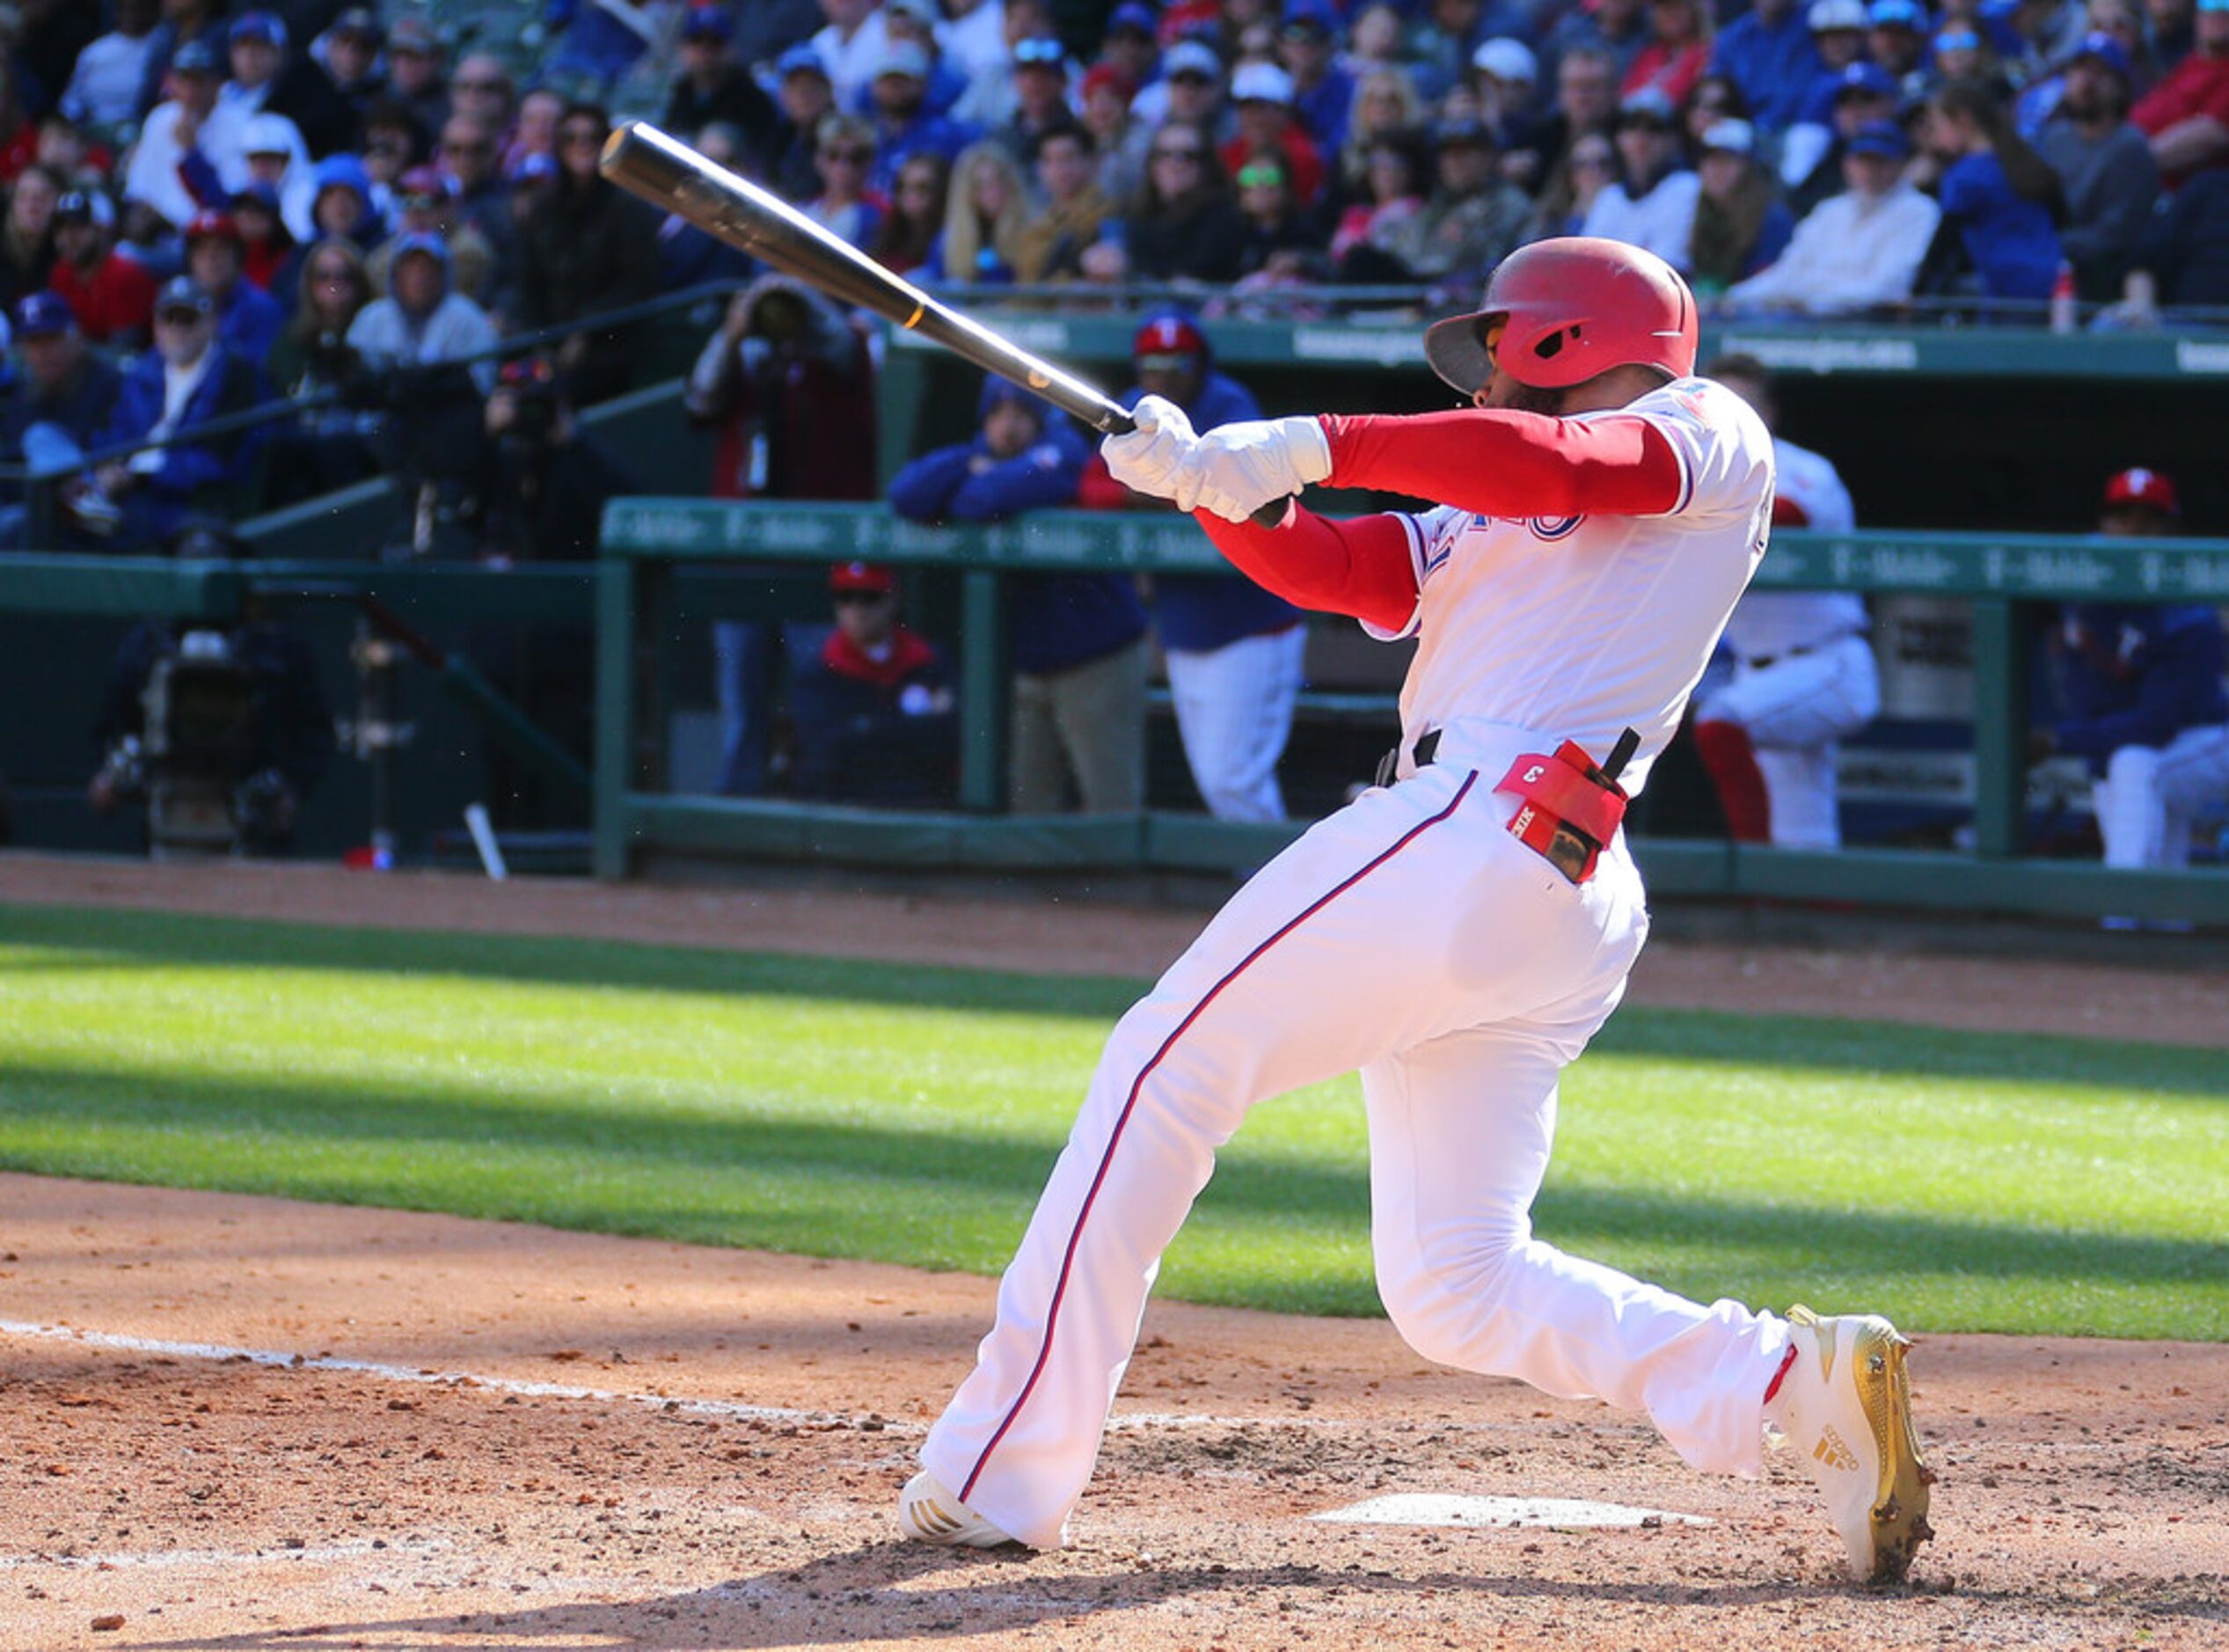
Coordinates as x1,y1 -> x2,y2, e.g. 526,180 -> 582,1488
1710,0 -> 1826,133
1922,77 -> 2065,303
75,276 -> 272,551
2035,468 -> 2229,879
863,41 -> 979,198
183,208 -> 282,370
890,376 -> 1151,815
1078,312 -> 1308,824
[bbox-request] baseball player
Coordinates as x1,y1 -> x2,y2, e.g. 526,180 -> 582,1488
1690,354 -> 1881,850
2035,468 -> 2229,886
1078,311 -> 1308,824
897,238 -> 1933,1583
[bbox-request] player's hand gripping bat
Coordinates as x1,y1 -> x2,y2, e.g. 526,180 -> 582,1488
597,121 -> 1288,525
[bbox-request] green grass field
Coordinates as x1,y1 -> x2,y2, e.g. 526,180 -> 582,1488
1,902 -> 2223,1341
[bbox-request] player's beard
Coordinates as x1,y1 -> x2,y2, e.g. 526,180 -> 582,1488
1498,382 -> 1568,416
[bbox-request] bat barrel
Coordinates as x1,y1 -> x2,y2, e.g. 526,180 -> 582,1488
599,121 -> 1136,435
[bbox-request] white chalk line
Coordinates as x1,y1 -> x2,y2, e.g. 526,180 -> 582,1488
0,1319 -> 1387,1438
0,1537 -> 452,1573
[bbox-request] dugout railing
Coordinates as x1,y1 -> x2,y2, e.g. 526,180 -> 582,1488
596,499 -> 2229,928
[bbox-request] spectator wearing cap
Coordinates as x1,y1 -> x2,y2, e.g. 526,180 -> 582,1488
1546,0 -> 1653,99
238,9 -> 361,161
812,0 -> 900,113
517,102 -> 661,403
1726,117 -> 1943,310
0,293 -> 122,519
1129,40 -> 1230,145
786,561 -> 960,807
1078,312 -> 1307,823
384,17 -> 452,141
1281,1 -> 1359,157
867,41 -> 983,193
891,378 -> 1151,816
84,276 -> 274,550
1687,118 -> 1797,290
1011,126 -> 1121,283
347,232 -> 500,394
1124,121 -> 1251,281
1624,0 -> 1716,107
663,6 -> 783,164
1917,78 -> 2065,301
48,189 -> 156,347
2038,33 -> 2163,296
924,140 -> 1025,281
121,36 -> 227,229
185,209 -> 283,370
132,0 -> 227,124
770,49 -> 840,201
1469,39 -> 1540,157
1218,61 -> 1329,208
216,110 -> 318,245
1710,0 -> 1826,134
1366,118 -> 1533,282
2035,468 -> 2229,881
64,0 -> 163,135
199,14 -> 323,186
369,166 -> 497,307
318,9 -> 389,115
1868,0 -> 1935,96
983,37 -> 1079,168
33,109 -> 116,198
1781,60 -> 1904,217
0,164 -> 60,311
1583,87 -> 1703,270
878,0 -> 976,121
1101,3 -> 1162,95
2132,0 -> 2229,181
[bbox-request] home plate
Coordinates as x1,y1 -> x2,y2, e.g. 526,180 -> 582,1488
1312,1494 -> 1711,1531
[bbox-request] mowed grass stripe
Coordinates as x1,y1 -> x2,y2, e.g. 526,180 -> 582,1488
0,903 -> 2222,1338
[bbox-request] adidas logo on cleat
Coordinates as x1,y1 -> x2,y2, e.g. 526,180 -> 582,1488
1813,1425 -> 1860,1473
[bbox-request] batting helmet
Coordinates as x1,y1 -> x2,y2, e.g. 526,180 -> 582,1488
1423,237 -> 1699,396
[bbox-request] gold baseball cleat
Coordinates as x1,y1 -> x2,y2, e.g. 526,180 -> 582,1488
1770,1305 -> 1936,1583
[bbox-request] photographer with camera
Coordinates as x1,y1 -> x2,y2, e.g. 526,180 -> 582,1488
685,272 -> 878,797
88,523 -> 335,859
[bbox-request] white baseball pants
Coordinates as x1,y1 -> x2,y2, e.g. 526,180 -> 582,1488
1165,625 -> 1307,823
2094,723 -> 2229,870
921,720 -> 1792,1550
1696,635 -> 1881,850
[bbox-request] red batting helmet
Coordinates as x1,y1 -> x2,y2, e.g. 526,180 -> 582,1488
2102,467 -> 2178,517
1423,237 -> 1699,396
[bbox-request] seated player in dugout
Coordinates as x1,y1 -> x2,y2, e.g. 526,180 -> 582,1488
784,559 -> 959,808
2034,468 -> 2229,881
1690,353 -> 1882,851
895,238 -> 1935,1584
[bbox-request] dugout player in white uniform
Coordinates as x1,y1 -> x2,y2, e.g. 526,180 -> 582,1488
1692,355 -> 1882,850
897,239 -> 1934,1583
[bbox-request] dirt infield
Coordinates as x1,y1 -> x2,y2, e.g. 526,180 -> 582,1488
3,855 -> 2226,1651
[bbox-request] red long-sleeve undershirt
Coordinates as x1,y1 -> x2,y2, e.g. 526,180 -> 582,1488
1196,408 -> 1685,632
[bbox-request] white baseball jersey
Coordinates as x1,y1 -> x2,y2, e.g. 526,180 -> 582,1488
1370,376 -> 1776,791
1722,435 -> 1867,663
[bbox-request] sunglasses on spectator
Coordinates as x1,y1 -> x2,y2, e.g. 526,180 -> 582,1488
1572,148 -> 1616,168
822,146 -> 873,163
455,76 -> 507,92
1013,39 -> 1065,64
1151,145 -> 1204,161
1236,162 -> 1285,187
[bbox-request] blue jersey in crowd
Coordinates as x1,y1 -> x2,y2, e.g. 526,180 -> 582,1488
1939,151 -> 2062,301
1710,5 -> 1823,134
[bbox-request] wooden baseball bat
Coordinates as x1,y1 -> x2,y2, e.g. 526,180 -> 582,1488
598,121 -> 1289,524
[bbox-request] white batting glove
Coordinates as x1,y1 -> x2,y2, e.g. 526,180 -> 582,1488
1170,416 -> 1334,524
1100,393 -> 1198,501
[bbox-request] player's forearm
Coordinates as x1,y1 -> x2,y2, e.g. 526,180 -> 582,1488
1318,408 -> 1683,518
1195,505 -> 1419,633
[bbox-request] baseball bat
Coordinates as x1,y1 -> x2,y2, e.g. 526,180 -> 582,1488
598,121 -> 1289,525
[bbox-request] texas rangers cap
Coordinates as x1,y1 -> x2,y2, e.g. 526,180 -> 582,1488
876,40 -> 932,80
393,230 -> 451,267
333,7 -> 384,40
1700,117 -> 1755,154
14,291 -> 76,337
172,38 -> 223,75
1845,117 -> 1911,157
54,188 -> 99,223
242,111 -> 295,156
829,560 -> 897,595
1833,61 -> 1902,100
1108,1 -> 1159,35
1618,84 -> 1678,126
388,16 -> 442,54
230,9 -> 287,47
184,208 -> 244,245
156,275 -> 216,318
777,43 -> 830,79
680,5 -> 732,40
1133,311 -> 1209,366
2070,31 -> 2134,77
2103,467 -> 2179,515
1163,40 -> 1223,80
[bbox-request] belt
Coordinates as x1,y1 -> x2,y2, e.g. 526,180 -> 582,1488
1374,726 -> 1638,884
1372,728 -> 1440,788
